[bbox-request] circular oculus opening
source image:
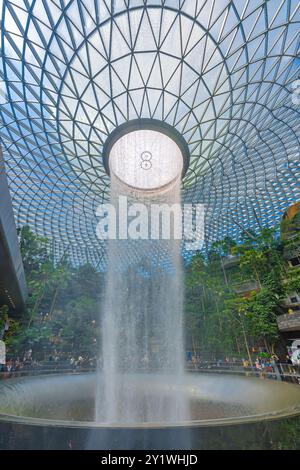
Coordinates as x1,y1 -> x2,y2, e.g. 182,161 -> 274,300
103,120 -> 190,193
109,129 -> 183,191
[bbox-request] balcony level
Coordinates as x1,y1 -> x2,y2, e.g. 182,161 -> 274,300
233,281 -> 261,296
277,312 -> 300,333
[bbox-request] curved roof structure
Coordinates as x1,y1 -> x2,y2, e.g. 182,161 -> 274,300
0,0 -> 299,267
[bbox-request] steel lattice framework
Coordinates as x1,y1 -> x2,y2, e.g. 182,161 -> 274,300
0,0 -> 300,268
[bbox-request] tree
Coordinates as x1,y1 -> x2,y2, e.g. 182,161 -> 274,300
185,227 -> 288,359
247,287 -> 280,351
18,225 -> 49,275
7,227 -> 102,360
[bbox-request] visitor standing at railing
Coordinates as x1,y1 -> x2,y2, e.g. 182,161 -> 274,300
291,346 -> 300,366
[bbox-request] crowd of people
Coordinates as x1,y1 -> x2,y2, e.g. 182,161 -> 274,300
185,351 -> 300,384
0,351 -> 98,377
1,347 -> 300,383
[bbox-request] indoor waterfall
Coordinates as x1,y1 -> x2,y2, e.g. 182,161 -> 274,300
95,172 -> 189,424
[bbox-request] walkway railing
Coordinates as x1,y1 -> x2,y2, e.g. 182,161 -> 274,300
0,364 -> 92,379
1,361 -> 300,384
186,361 -> 300,384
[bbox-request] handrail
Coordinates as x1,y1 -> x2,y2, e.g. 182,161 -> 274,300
0,362 -> 299,384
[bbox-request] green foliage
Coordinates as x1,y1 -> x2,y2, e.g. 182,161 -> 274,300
7,323 -> 52,355
211,237 -> 238,256
6,226 -> 102,359
185,226 -> 298,357
270,417 -> 300,450
0,305 -> 9,332
246,288 -> 280,343
18,226 -> 49,275
284,275 -> 300,296
5,223 -> 300,361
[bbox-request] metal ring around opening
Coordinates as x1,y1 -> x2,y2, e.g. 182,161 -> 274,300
102,119 -> 190,179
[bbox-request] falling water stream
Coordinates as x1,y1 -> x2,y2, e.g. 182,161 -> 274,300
95,173 -> 188,424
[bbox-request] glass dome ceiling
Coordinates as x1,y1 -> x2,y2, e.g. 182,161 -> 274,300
0,0 -> 299,267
